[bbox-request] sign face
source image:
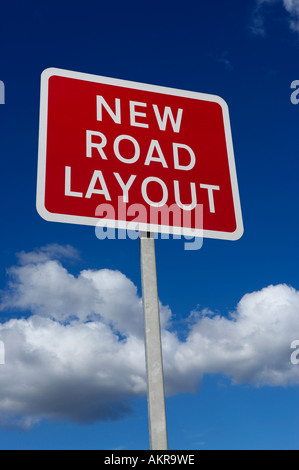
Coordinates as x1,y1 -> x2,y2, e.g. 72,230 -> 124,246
37,68 -> 243,240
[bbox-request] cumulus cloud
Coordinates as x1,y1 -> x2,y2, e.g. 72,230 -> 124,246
0,316 -> 146,428
251,0 -> 299,35
16,243 -> 80,265
0,246 -> 298,428
0,248 -> 170,336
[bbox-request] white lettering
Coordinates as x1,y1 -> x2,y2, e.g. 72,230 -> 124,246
113,135 -> 140,164
141,176 -> 168,207
113,173 -> 136,203
103,454 -> 139,467
65,166 -> 83,198
96,96 -> 121,123
130,101 -> 149,128
173,143 -> 196,171
144,139 -> 168,168
152,104 -> 183,133
85,170 -> 111,200
86,130 -> 108,159
200,183 -> 220,213
174,180 -> 197,210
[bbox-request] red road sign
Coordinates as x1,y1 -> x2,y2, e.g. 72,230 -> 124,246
37,68 -> 243,240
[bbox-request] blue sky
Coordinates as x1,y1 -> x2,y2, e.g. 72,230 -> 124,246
0,0 -> 298,450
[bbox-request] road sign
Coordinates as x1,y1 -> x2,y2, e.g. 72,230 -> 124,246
37,68 -> 243,240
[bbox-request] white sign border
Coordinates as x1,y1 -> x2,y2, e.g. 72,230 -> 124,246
37,67 -> 243,241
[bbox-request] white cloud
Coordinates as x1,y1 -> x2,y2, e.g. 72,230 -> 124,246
213,51 -> 233,71
0,246 -> 298,428
0,316 -> 146,427
172,284 -> 299,388
250,0 -> 273,36
16,243 -> 80,265
251,0 -> 299,35
282,0 -> 299,31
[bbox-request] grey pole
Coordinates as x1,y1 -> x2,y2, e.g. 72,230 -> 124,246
139,231 -> 168,450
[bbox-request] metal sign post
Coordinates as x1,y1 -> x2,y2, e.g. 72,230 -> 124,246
139,231 -> 168,450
